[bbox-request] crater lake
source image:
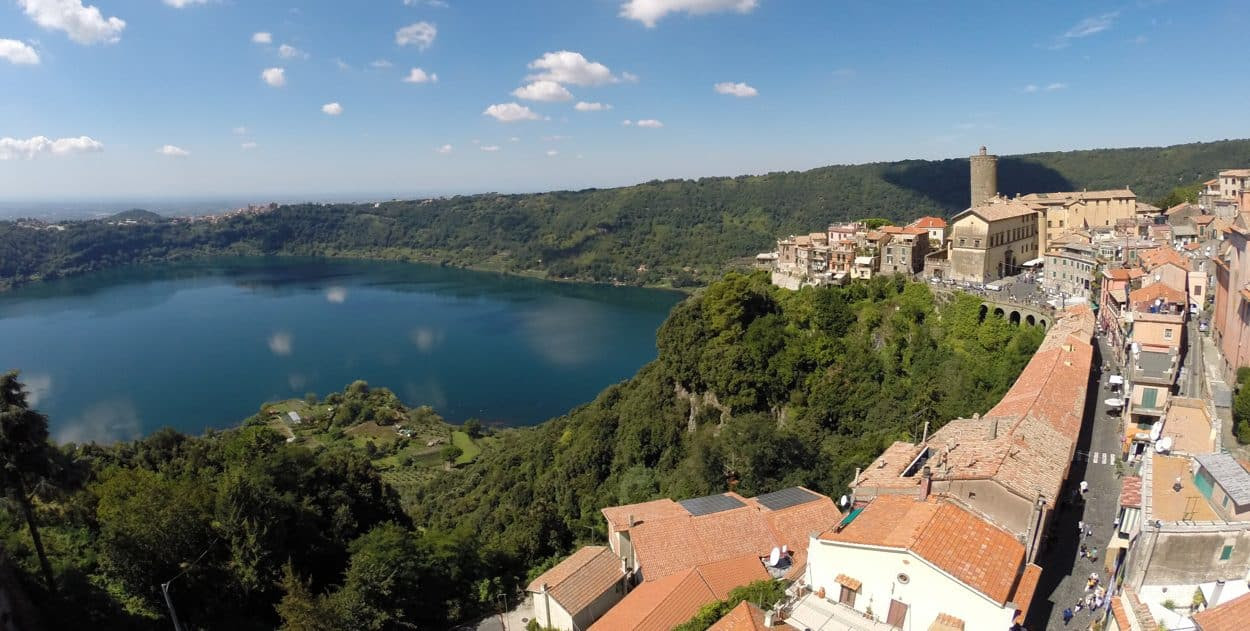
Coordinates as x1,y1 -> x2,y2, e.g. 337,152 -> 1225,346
0,258 -> 684,443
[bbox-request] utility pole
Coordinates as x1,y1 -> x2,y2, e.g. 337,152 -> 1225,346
161,581 -> 185,631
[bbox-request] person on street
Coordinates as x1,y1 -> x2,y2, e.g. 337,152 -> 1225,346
1062,608 -> 1073,625
1080,480 -> 1089,494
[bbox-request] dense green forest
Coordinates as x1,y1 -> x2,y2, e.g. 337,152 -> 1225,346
1,273 -> 1045,629
2,138 -> 1248,289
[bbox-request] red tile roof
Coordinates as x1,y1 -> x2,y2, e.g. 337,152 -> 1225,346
1139,246 -> 1192,272
1120,476 -> 1142,508
526,546 -> 624,615
708,601 -> 768,631
1193,592 -> 1250,631
601,499 -> 686,532
820,497 -> 1030,606
1104,267 -> 1145,281
1129,282 -> 1187,309
589,555 -> 768,631
928,613 -> 965,631
614,489 -> 841,583
910,216 -> 947,229
1010,564 -> 1043,624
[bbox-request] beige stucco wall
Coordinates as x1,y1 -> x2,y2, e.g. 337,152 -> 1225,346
1132,318 -> 1183,349
950,213 -> 1038,283
1128,527 -> 1250,587
807,536 -> 1018,630
1142,264 -> 1189,295
572,581 -> 627,631
533,590 -> 575,631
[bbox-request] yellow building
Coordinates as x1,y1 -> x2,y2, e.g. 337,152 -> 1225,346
948,197 -> 1041,283
1019,189 -> 1139,253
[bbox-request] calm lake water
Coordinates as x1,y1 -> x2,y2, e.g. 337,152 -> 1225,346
0,258 -> 684,443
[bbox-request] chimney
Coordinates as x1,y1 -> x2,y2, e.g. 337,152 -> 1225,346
1211,579 -> 1226,606
986,417 -> 999,440
919,466 -> 932,501
628,513 -> 635,528
764,611 -> 775,626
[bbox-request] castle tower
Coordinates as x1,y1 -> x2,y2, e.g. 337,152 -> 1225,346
970,146 -> 998,209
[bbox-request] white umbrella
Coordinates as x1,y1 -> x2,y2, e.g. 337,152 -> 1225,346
1108,375 -> 1124,385
1105,398 -> 1124,407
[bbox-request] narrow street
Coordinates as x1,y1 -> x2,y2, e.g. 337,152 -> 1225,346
1028,334 -> 1125,629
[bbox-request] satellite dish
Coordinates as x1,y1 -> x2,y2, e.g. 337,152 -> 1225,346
1156,436 -> 1174,454
839,495 -> 849,507
768,547 -> 781,567
1150,422 -> 1164,442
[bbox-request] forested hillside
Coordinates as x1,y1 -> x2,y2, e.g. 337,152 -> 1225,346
1,273 -> 1045,628
2,138 -> 1247,289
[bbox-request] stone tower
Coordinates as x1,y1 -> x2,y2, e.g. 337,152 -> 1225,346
969,146 -> 998,209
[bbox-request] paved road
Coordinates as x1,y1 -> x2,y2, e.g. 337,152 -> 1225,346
1027,334 -> 1124,630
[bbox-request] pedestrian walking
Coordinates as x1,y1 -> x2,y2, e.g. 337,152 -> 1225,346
1062,607 -> 1073,625
1090,548 -> 1099,563
1079,544 -> 1088,558
1080,480 -> 1089,494
1078,520 -> 1085,535
1074,599 -> 1084,613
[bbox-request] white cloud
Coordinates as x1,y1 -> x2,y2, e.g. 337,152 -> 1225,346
0,39 -> 40,65
252,31 -> 272,44
1045,82 -> 1067,91
241,141 -> 258,150
321,102 -> 343,116
232,126 -> 248,135
527,51 -> 618,86
620,0 -> 757,27
18,0 -> 126,45
1023,84 -> 1038,93
278,44 -> 308,60
0,135 -> 103,160
435,144 -> 453,154
621,71 -> 640,83
334,58 -> 351,70
370,59 -> 393,68
480,145 -> 501,152
163,0 -> 209,7
404,0 -> 448,6
396,21 -> 437,50
403,67 -> 438,83
713,81 -> 758,97
635,119 -> 663,128
483,102 -> 540,122
156,144 -> 189,157
512,80 -> 573,102
509,136 -> 521,142
621,119 -> 633,126
574,101 -> 611,111
261,67 -> 285,87
546,149 -> 559,157
1051,12 -> 1119,48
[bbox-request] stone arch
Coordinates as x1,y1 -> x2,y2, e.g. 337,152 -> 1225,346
1009,310 -> 1021,326
1039,319 -> 1048,329
1026,314 -> 1036,327
993,307 -> 1005,318
978,304 -> 989,322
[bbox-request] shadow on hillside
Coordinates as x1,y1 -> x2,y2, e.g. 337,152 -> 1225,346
881,158 -> 1075,213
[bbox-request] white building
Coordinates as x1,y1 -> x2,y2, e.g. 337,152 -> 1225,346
795,495 -> 1041,630
527,546 -> 626,631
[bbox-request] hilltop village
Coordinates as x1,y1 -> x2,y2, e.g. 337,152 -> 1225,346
517,153 -> 1250,630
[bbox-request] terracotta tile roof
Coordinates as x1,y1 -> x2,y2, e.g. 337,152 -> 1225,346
956,197 -> 1041,222
1020,189 -> 1135,204
1010,564 -> 1043,624
1185,242 -> 1202,251
1220,169 -> 1250,178
601,499 -> 686,532
1104,267 -> 1145,281
620,489 -> 840,583
1125,588 -> 1157,628
928,613 -> 965,631
708,601 -> 768,631
589,555 -> 767,631
1193,214 -> 1217,225
882,225 -> 927,236
1139,246 -> 1192,272
526,546 -> 623,614
1120,476 -> 1142,508
821,497 -> 1029,606
1130,282 -> 1187,308
911,503 -> 1026,605
1111,593 -> 1130,630
1165,202 -> 1199,215
910,216 -> 947,229
835,574 -> 862,591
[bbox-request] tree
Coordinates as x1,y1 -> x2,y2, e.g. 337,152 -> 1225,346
462,418 -> 483,439
441,445 -> 464,466
0,371 -> 56,593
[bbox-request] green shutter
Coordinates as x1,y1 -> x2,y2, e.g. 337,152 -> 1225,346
1221,545 -> 1233,561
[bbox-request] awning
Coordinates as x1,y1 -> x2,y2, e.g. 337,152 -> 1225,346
1109,375 -> 1124,385
1105,398 -> 1124,407
1107,535 -> 1130,551
834,574 -> 862,592
1117,507 -> 1141,536
1022,257 -> 1045,267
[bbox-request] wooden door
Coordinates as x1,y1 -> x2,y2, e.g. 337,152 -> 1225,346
886,599 -> 908,628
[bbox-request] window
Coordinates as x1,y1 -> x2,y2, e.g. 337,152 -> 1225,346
1221,545 -> 1234,561
974,239 -> 981,248
839,585 -> 857,607
1164,328 -> 1173,340
959,238 -> 966,247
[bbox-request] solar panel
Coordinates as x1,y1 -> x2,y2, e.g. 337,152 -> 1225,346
679,494 -> 745,517
755,487 -> 820,511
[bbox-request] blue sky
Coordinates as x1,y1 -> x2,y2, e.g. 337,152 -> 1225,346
1,0 -> 1248,201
